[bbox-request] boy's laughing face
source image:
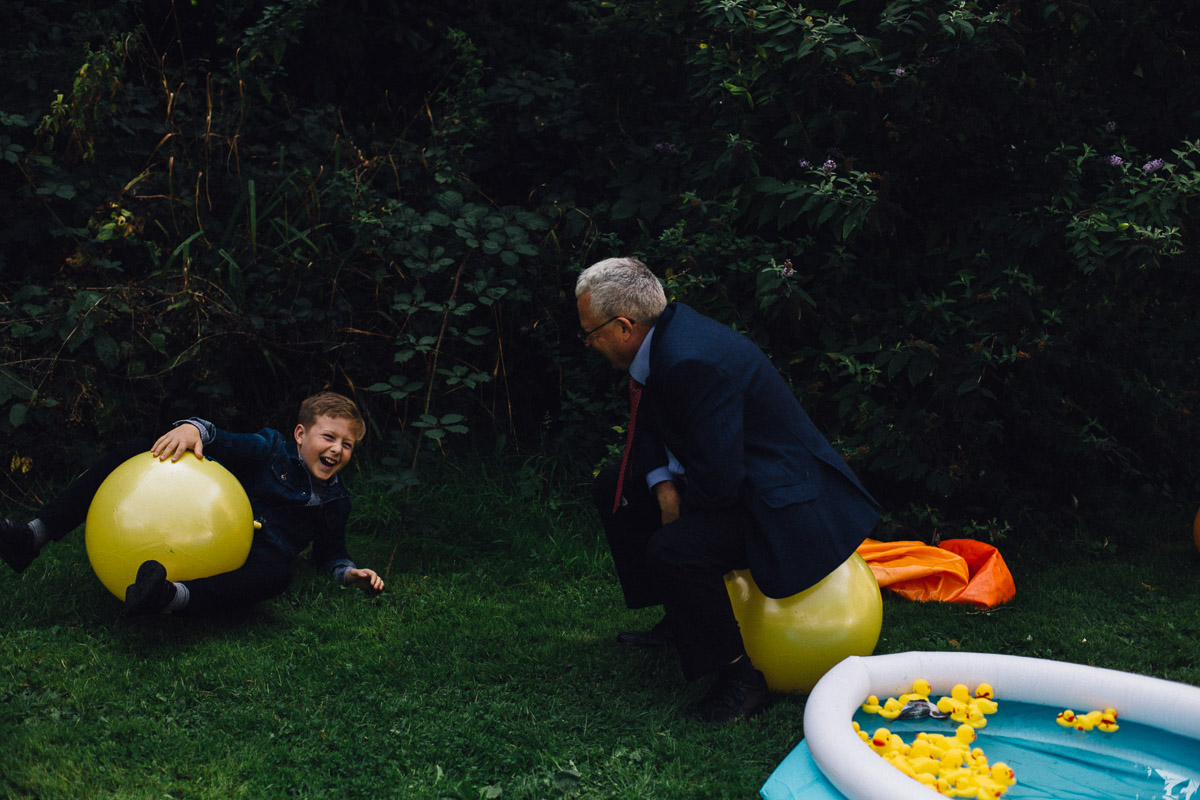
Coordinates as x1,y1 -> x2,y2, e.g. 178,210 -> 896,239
294,414 -> 357,482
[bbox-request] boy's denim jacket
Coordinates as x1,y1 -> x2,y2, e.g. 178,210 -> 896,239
183,418 -> 356,584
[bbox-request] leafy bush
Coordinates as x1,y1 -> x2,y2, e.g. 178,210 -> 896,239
2,0 -> 1198,542
0,3 -> 557,481
585,0 -> 1200,535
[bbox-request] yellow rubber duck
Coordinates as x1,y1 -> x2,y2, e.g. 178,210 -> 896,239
884,750 -> 918,779
860,694 -> 883,715
951,723 -> 979,751
916,724 -> 976,759
966,746 -> 990,774
869,727 -> 909,758
900,678 -> 934,703
975,763 -> 1017,798
938,683 -> 976,722
947,772 -> 981,798
1098,708 -> 1120,732
905,754 -> 942,776
989,762 -> 1017,789
912,731 -> 945,757
963,704 -> 990,729
877,696 -> 907,720
938,748 -> 968,776
913,772 -> 940,790
883,731 -> 911,759
1055,709 -> 1077,727
937,694 -> 965,719
908,734 -> 938,760
972,684 -> 999,715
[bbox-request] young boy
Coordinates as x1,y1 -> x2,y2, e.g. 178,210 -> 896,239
0,391 -> 384,616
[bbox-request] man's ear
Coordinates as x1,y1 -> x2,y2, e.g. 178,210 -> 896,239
294,423 -> 307,446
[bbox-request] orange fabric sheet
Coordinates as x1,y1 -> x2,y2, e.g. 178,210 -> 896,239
856,537 -> 1016,608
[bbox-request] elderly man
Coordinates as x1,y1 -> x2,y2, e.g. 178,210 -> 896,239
575,257 -> 879,724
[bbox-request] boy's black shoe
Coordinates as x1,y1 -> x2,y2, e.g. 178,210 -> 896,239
124,560 -> 175,617
0,518 -> 37,574
688,662 -> 771,725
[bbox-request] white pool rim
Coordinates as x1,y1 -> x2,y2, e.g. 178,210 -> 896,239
803,651 -> 1200,800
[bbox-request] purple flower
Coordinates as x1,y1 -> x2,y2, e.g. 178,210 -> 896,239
797,159 -> 812,169
1105,121 -> 1117,133
654,142 -> 678,155
894,67 -> 906,78
1106,155 -> 1124,167
822,159 -> 837,174
781,258 -> 795,278
1142,158 -> 1165,173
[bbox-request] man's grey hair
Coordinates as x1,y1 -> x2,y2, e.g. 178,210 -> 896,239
575,257 -> 668,325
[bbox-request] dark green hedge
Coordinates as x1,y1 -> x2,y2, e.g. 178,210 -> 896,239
2,0 -> 1198,540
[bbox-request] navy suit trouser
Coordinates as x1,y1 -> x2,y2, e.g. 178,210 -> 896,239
593,464 -> 753,681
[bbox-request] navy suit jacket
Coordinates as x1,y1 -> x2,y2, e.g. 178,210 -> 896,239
635,303 -> 879,598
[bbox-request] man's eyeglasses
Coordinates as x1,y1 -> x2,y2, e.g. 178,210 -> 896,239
578,316 -> 633,345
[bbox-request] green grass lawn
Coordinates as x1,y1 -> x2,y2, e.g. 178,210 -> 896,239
3,457 -> 1199,799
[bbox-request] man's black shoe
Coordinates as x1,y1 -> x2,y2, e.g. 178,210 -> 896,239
0,518 -> 37,574
688,664 -> 771,724
616,617 -> 673,647
124,560 -> 176,617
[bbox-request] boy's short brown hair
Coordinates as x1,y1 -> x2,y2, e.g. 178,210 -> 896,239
298,392 -> 366,441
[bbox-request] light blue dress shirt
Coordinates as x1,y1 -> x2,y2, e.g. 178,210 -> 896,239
629,327 -> 685,489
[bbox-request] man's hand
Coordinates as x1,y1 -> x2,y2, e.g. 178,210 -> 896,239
653,480 -> 682,526
346,568 -> 384,595
151,424 -> 204,462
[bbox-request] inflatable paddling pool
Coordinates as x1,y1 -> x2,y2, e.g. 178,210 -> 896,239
762,651 -> 1200,800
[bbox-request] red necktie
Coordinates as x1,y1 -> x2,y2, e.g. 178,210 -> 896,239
613,379 -> 644,513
